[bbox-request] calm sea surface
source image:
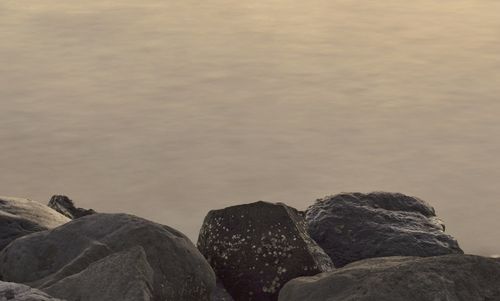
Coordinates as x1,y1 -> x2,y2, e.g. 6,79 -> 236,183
1,0 -> 499,254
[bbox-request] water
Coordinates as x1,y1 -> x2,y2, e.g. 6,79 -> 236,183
1,0 -> 499,255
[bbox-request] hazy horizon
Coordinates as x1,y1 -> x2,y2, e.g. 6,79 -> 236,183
1,0 -> 499,255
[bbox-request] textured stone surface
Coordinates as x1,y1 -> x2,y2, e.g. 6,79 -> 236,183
279,255 -> 500,301
0,213 -> 215,301
198,201 -> 334,301
44,247 -> 154,301
306,192 -> 463,267
211,279 -> 234,301
47,195 -> 95,219
0,196 -> 70,250
0,281 -> 64,301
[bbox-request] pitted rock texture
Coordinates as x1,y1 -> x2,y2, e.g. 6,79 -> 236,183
197,201 -> 334,301
0,196 -> 70,250
0,213 -> 215,301
306,192 -> 463,267
47,195 -> 95,219
278,255 -> 500,301
0,281 -> 64,301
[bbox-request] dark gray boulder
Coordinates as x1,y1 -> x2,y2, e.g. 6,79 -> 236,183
0,196 -> 70,250
306,192 -> 463,267
0,213 -> 216,301
0,281 -> 64,301
197,201 -> 334,301
47,195 -> 95,219
43,246 -> 154,301
278,255 -> 500,301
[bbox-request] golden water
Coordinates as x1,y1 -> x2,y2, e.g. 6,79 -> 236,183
1,0 -> 499,254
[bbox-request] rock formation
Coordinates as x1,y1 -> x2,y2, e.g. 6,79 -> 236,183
1,192 -> 493,301
0,196 -> 70,250
306,192 -> 463,267
278,255 -> 500,301
47,195 -> 95,219
197,201 -> 334,301
0,213 -> 215,301
0,281 -> 63,301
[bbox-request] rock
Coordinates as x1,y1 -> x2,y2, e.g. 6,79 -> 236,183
47,195 -> 95,219
0,281 -> 64,301
306,192 -> 463,267
211,279 -> 234,301
44,246 -> 154,301
0,213 -> 216,301
278,255 -> 500,301
197,201 -> 334,301
0,196 -> 70,250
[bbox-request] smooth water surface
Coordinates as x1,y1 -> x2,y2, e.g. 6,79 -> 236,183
1,0 -> 500,254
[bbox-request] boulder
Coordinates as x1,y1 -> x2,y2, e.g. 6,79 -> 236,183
306,192 -> 463,267
278,255 -> 500,301
197,201 -> 334,301
47,195 -> 95,219
43,246 -> 154,301
0,281 -> 64,301
0,196 -> 70,250
0,213 -> 216,301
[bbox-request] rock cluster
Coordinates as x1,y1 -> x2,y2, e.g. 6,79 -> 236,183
0,213 -> 215,301
306,192 -> 463,267
0,191 -> 496,301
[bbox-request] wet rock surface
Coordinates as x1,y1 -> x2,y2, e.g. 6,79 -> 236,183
0,196 -> 70,251
47,195 -> 95,219
0,213 -> 216,301
0,281 -> 64,301
197,201 -> 334,301
306,192 -> 463,267
278,255 -> 500,301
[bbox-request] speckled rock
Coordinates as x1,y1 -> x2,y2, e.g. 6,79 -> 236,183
278,255 -> 500,301
0,196 -> 70,250
47,195 -> 95,219
306,192 -> 463,267
0,281 -> 64,301
197,201 -> 334,301
0,213 -> 216,301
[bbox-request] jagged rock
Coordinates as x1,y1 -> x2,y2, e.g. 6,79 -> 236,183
0,196 -> 70,250
306,192 -> 463,267
278,255 -> 500,301
0,281 -> 64,301
0,213 -> 216,301
47,195 -> 95,219
197,201 -> 334,301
